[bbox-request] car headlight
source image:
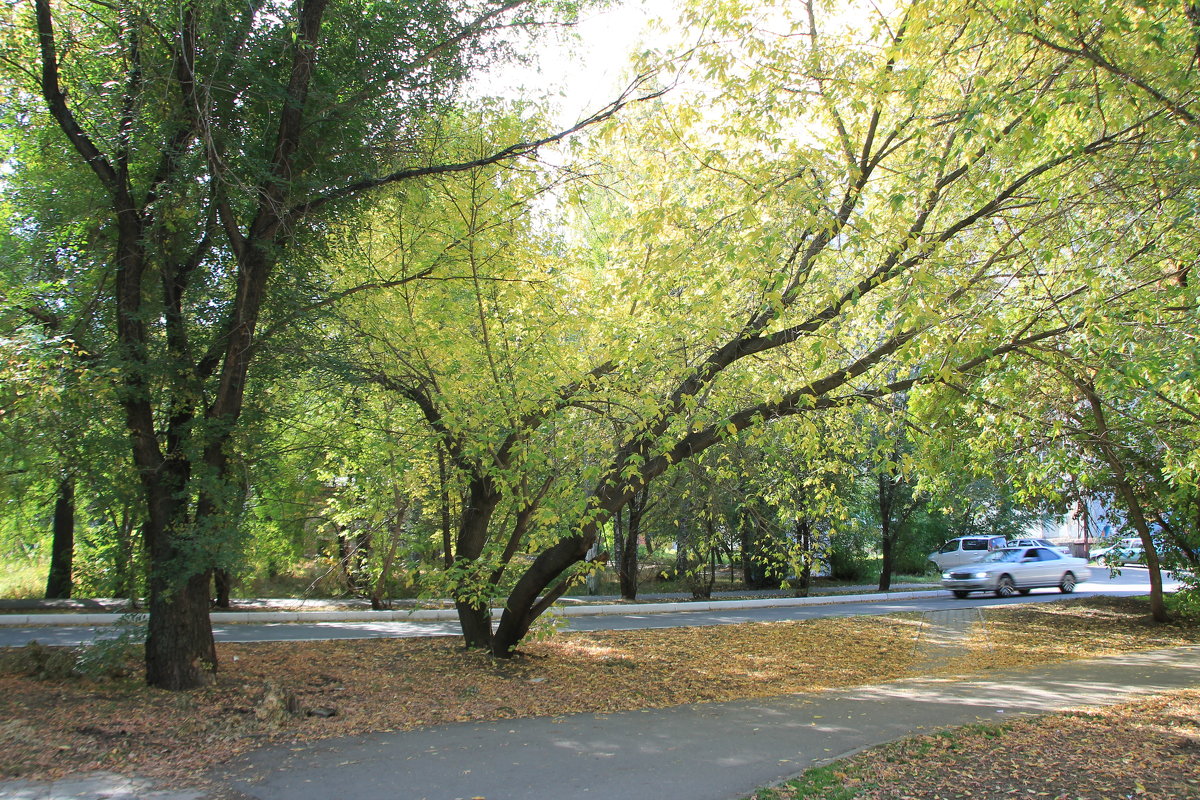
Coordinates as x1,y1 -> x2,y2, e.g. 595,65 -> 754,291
972,571 -> 989,579
941,572 -> 952,580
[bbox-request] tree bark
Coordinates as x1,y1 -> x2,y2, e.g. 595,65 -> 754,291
447,475 -> 504,649
794,518 -> 813,597
456,600 -> 494,649
213,568 -> 233,608
142,462 -> 217,688
616,488 -> 647,600
1082,385 -> 1168,622
878,471 -> 895,592
145,568 -> 217,688
44,475 -> 75,599
438,450 -> 453,568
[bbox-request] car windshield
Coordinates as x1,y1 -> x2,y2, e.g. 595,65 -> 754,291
982,548 -> 1024,563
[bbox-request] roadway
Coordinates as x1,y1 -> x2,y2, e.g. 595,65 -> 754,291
0,566 -> 1175,649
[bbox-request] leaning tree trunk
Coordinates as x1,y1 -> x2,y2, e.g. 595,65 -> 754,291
492,532 -> 596,657
44,475 -> 75,599
1083,387 -> 1168,622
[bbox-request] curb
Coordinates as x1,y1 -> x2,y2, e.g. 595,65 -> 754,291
0,589 -> 946,627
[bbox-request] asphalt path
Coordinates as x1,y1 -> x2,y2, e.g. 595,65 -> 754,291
0,567 -> 1175,649
6,645 -> 1199,800
214,645 -> 1200,800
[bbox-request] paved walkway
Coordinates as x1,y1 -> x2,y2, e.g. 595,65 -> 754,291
4,646 -> 1199,800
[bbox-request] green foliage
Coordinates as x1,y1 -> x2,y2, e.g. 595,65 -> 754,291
74,613 -> 146,679
0,557 -> 44,598
826,537 -> 876,583
1,614 -> 143,681
1166,589 -> 1200,623
750,763 -> 871,800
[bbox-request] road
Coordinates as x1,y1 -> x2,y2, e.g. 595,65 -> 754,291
0,567 -> 1177,649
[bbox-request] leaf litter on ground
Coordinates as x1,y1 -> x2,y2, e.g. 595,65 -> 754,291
0,595 -> 1196,792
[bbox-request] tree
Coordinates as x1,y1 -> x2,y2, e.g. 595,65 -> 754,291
4,0 -> 652,688
334,0 -> 1176,658
920,321 -> 1198,622
471,0 -> 1165,655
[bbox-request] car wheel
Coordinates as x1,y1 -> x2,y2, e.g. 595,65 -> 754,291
1017,588 -> 1031,596
1060,572 -> 1077,593
995,575 -> 1016,598
952,590 -> 969,599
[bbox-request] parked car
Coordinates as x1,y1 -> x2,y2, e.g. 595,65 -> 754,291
927,535 -> 1009,572
940,546 -> 1091,598
1091,537 -> 1146,565
1005,537 -> 1072,555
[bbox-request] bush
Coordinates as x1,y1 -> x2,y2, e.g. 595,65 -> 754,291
74,613 -> 145,679
1166,586 -> 1200,622
2,641 -> 78,680
0,613 -> 145,682
827,549 -> 876,583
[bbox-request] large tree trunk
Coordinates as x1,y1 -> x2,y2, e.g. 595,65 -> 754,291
456,601 -> 494,649
145,568 -> 217,688
44,475 -> 74,599
616,488 -> 647,600
877,468 -> 896,592
143,477 -> 217,688
492,533 -> 594,657
454,477 -> 503,649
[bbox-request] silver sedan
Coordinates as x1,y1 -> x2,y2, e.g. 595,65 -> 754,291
941,546 -> 1091,599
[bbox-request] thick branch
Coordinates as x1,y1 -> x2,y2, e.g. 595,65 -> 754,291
287,76 -> 668,221
33,0 -> 121,195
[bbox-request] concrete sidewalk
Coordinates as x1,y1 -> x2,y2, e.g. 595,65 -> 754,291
5,646 -> 1198,800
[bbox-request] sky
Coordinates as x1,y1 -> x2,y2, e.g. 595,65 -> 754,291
470,0 -> 680,128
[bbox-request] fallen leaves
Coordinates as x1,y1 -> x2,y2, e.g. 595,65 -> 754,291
0,595 -> 1196,791
770,689 -> 1200,800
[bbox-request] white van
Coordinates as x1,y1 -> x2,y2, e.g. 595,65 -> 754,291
928,535 -> 1009,571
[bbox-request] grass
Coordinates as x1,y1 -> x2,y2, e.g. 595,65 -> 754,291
753,763 -> 869,800
0,560 -> 45,598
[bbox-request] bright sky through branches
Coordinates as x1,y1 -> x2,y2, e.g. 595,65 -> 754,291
470,0 -> 677,128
